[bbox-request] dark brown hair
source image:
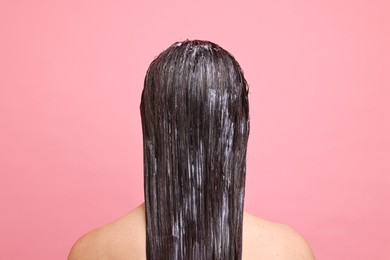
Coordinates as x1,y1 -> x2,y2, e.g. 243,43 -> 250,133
140,40 -> 250,259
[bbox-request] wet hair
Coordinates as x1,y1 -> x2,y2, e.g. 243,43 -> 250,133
140,40 -> 250,259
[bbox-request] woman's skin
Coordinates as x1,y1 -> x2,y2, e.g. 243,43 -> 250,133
68,203 -> 315,259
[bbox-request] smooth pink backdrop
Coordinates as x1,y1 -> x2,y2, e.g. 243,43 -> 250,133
0,0 -> 389,259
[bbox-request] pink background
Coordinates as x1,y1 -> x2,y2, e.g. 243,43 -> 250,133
0,0 -> 389,259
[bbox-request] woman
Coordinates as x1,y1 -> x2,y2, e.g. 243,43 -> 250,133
68,40 -> 314,259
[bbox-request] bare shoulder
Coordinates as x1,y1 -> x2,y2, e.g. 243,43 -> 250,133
243,212 -> 315,260
68,204 -> 314,260
68,203 -> 146,260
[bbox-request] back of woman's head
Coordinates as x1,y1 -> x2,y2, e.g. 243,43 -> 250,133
140,40 -> 250,259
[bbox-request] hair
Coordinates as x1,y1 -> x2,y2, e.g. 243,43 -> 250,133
140,39 -> 250,259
